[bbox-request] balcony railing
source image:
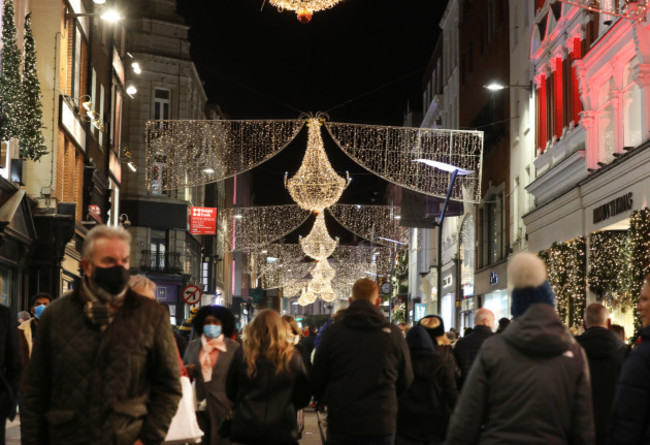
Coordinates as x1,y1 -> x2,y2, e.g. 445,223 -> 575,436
140,250 -> 182,273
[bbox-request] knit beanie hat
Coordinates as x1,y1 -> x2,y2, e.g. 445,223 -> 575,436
508,252 -> 556,318
418,315 -> 445,342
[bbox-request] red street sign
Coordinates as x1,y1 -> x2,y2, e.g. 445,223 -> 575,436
182,285 -> 202,305
88,205 -> 102,223
190,207 -> 217,235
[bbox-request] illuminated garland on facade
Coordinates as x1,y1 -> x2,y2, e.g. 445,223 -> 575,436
620,208 -> 650,332
539,237 -> 586,328
588,231 -> 627,304
328,204 -> 408,247
145,119 -> 304,191
556,0 -> 647,21
325,122 -> 483,202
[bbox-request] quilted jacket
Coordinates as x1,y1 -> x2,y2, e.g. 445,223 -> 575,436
21,287 -> 182,445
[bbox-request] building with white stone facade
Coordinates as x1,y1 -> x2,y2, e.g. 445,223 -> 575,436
524,1 -> 650,331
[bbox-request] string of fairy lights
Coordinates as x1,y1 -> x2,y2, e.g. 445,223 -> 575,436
145,115 -> 484,306
145,119 -> 304,191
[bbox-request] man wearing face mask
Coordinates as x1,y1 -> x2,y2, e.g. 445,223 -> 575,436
21,225 -> 182,445
18,293 -> 51,366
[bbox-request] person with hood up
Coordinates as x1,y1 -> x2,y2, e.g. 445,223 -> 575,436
445,252 -> 594,444
418,315 -> 462,385
311,278 -> 413,444
396,325 -> 457,445
575,303 -> 626,445
607,272 -> 650,444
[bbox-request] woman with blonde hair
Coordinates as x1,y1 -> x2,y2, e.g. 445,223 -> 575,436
226,309 -> 310,445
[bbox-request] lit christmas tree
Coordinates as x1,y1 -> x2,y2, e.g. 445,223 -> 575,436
0,0 -> 23,141
19,12 -> 48,161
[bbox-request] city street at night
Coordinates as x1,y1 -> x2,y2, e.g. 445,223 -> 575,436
1,0 -> 650,444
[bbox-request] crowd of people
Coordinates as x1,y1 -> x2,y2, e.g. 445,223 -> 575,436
1,226 -> 649,445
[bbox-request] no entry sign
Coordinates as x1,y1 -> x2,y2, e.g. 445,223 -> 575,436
182,284 -> 202,305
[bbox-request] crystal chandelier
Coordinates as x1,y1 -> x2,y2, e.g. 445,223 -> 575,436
285,118 -> 350,213
268,0 -> 345,23
300,212 -> 339,260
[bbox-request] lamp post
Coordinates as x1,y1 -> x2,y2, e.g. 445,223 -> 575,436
483,82 -> 532,92
412,159 -> 474,319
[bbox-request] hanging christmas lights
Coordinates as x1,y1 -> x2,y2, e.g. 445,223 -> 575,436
145,119 -> 304,191
219,205 -> 310,253
328,204 -> 408,248
300,212 -> 339,260
556,0 -> 647,21
285,117 -> 350,212
325,122 -> 483,202
267,0 -> 344,23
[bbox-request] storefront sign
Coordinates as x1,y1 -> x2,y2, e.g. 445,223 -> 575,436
414,303 -> 427,322
593,192 -> 633,224
88,204 -> 102,223
60,97 -> 87,152
189,207 -> 217,235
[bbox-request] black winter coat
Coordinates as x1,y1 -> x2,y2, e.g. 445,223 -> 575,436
397,327 -> 457,442
453,324 -> 493,387
446,304 -> 594,445
0,305 -> 23,421
311,299 -> 413,436
226,347 -> 310,445
21,288 -> 182,445
607,326 -> 650,444
576,327 -> 627,445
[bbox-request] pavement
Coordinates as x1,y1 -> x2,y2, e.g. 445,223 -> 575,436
5,410 -> 325,445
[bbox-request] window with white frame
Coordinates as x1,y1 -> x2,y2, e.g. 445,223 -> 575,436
154,88 -> 171,120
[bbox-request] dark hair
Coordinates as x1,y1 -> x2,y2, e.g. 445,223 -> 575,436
610,324 -> 626,342
30,292 -> 52,308
497,317 -> 510,333
193,305 -> 236,337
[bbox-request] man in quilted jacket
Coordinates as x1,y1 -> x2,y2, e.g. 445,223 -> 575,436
21,225 -> 182,445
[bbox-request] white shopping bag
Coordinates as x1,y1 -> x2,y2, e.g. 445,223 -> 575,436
164,376 -> 204,444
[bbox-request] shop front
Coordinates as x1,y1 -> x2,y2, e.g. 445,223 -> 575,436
475,260 -> 509,325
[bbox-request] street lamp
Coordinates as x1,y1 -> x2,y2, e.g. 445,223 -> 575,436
412,159 -> 475,319
66,8 -> 122,23
484,81 -> 532,92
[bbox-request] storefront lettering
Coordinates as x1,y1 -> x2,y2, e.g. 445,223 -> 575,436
593,193 -> 633,224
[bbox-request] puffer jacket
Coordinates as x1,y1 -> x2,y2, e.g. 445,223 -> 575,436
226,348 -> 310,445
446,303 -> 594,445
21,287 -> 182,445
576,327 -> 627,445
607,325 -> 650,444
311,299 -> 413,436
453,324 -> 494,387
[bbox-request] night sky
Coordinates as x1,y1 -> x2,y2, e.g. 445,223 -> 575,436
176,0 -> 445,239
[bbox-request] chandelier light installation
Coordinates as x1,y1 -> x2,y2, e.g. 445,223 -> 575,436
300,212 -> 339,260
267,0 -> 345,23
285,117 -> 350,213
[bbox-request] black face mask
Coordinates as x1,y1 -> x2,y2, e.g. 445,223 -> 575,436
93,265 -> 130,295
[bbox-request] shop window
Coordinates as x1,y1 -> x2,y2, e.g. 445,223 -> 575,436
150,230 -> 167,271
480,192 -> 504,267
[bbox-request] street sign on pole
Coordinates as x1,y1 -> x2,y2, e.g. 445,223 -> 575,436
182,284 -> 202,305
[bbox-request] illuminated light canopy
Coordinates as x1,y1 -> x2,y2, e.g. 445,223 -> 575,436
327,204 -> 408,248
285,118 -> 350,212
300,212 -> 339,260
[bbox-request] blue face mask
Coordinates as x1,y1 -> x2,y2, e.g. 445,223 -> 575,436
34,304 -> 47,319
203,324 -> 222,339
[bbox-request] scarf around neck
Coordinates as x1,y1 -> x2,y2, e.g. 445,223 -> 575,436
80,278 -> 122,329
200,334 -> 228,382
